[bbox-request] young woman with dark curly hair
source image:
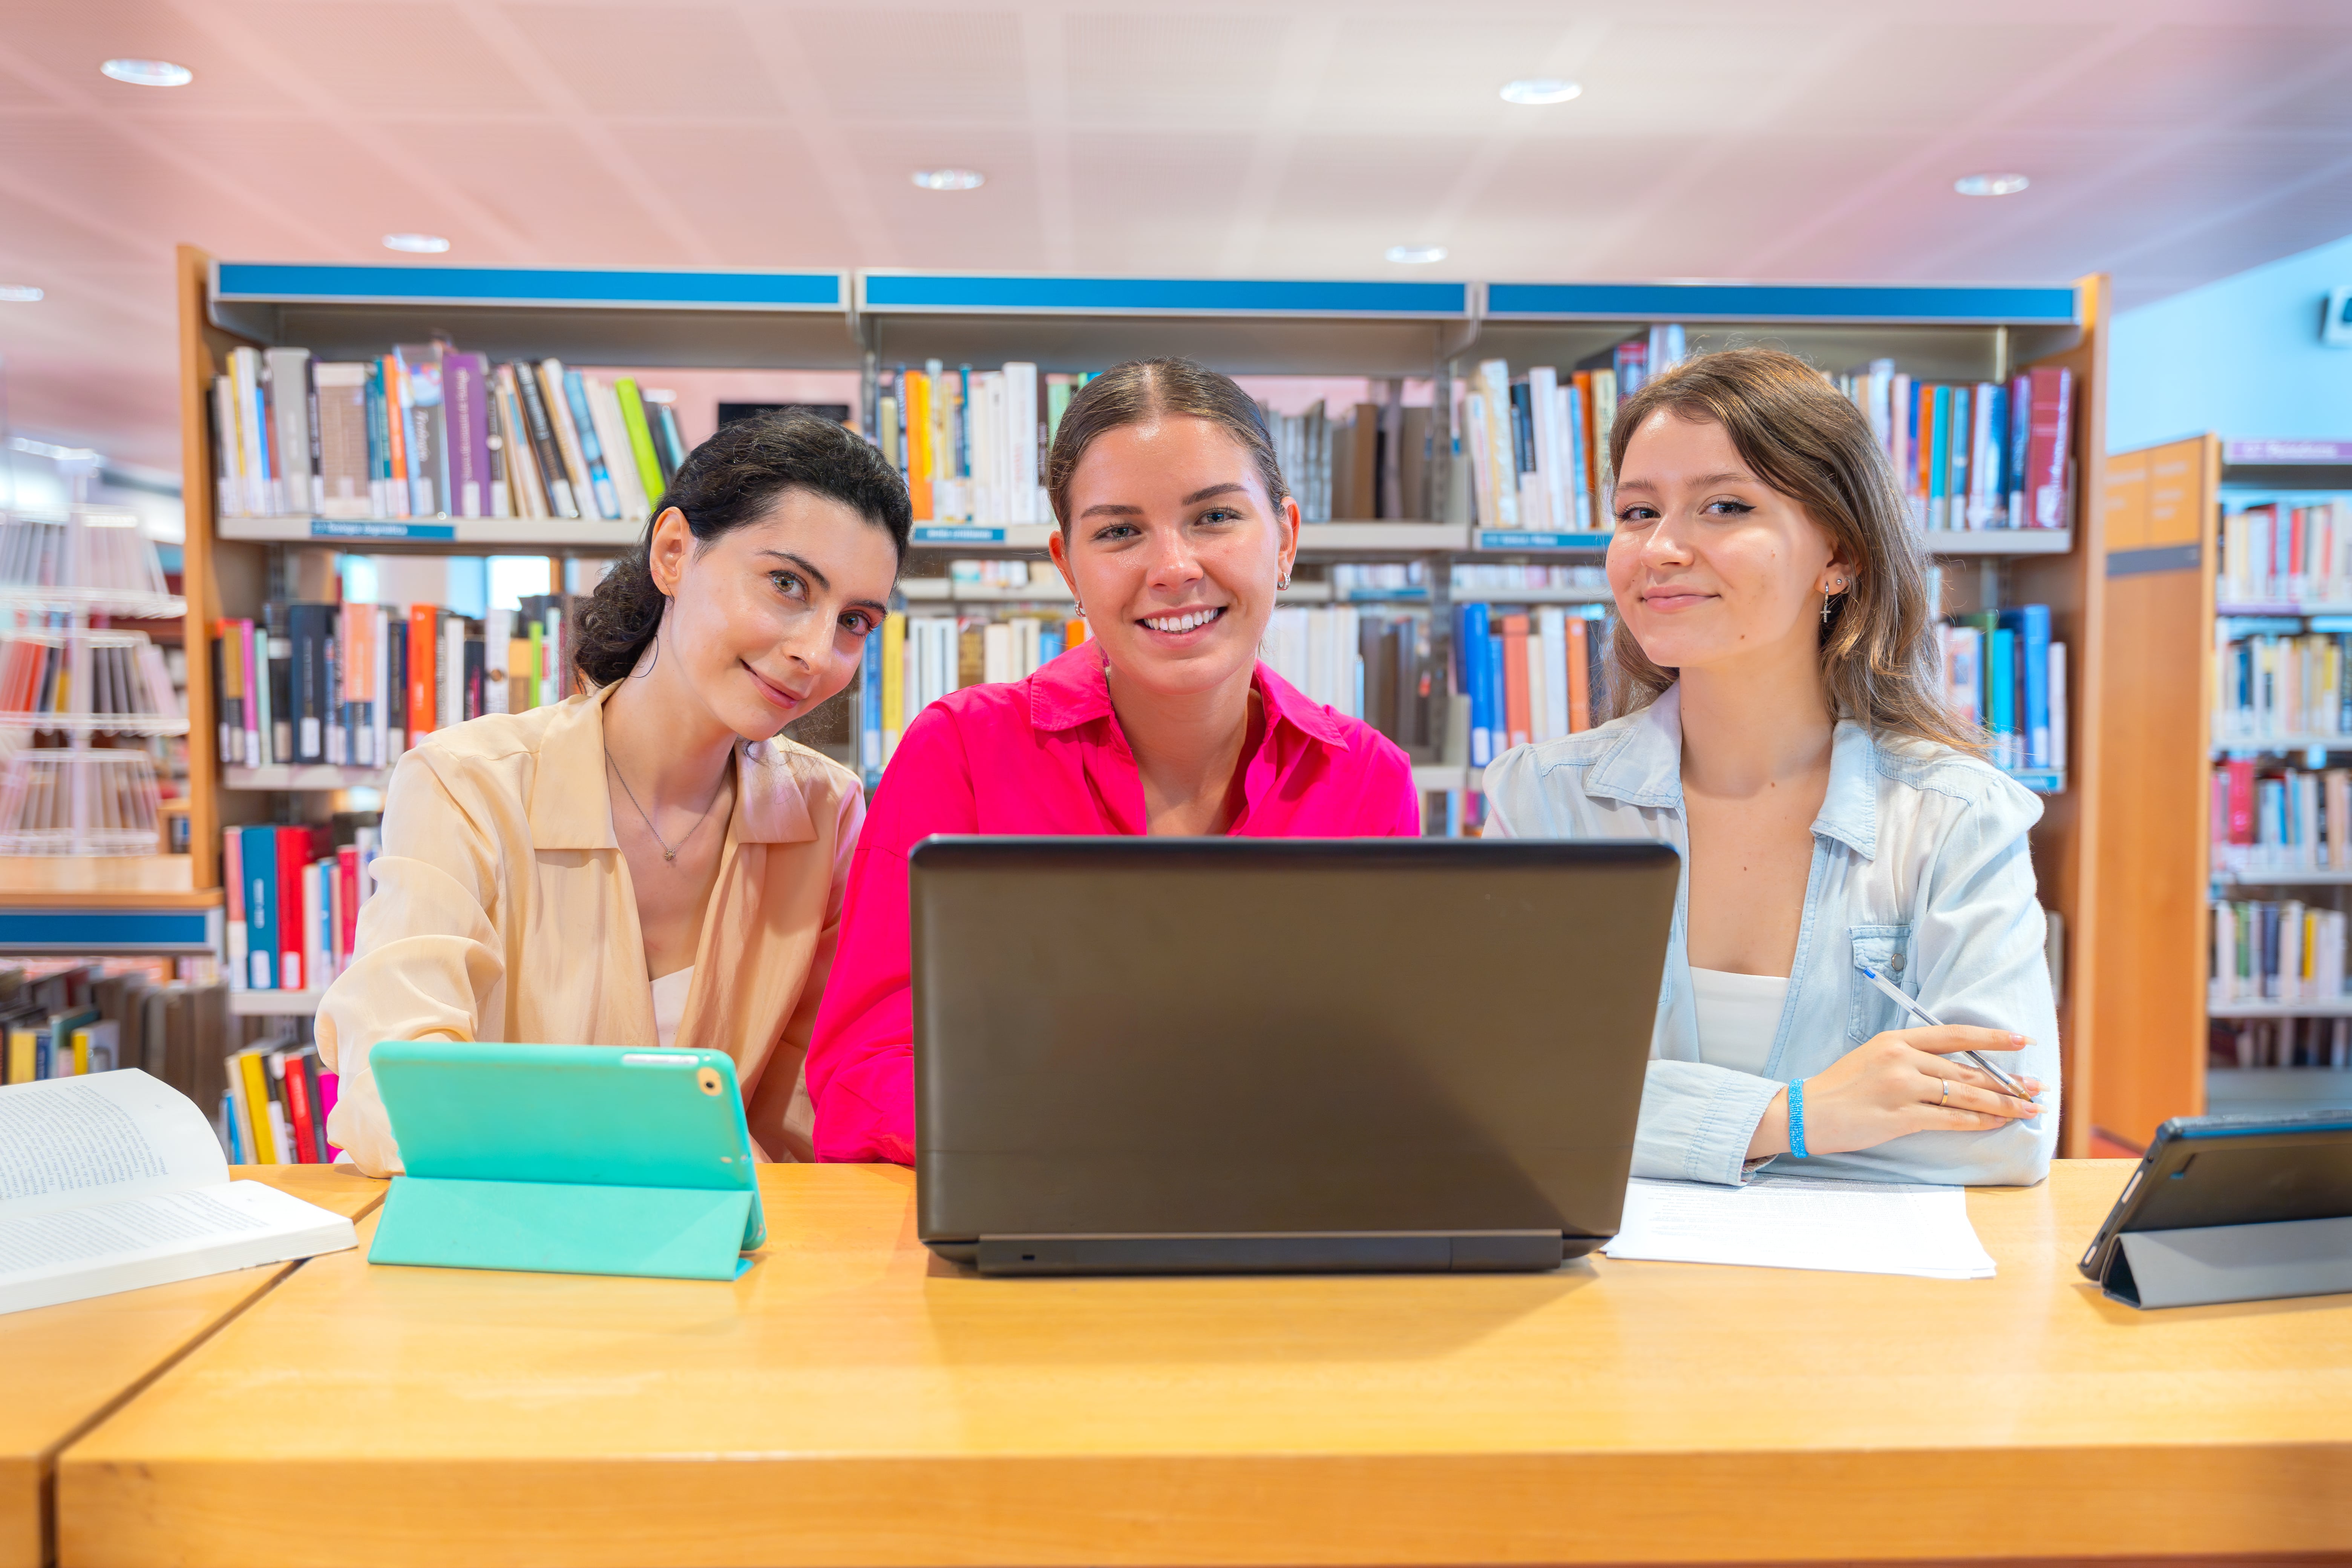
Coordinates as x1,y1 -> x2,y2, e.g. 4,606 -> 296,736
316,411 -> 908,1174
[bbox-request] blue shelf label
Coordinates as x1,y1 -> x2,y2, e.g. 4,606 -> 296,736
1474,530 -> 1610,552
1484,281 -> 2078,325
216,263 -> 844,311
0,909 -> 216,953
860,273 -> 1468,317
310,520 -> 457,541
912,525 -> 1007,544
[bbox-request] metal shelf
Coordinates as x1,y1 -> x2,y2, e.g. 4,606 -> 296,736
0,714 -> 189,737
908,522 -> 1473,555
222,765 -> 390,792
2211,737 -> 2352,756
2215,870 -> 2352,888
216,515 -> 643,550
229,987 -> 325,1018
0,587 -> 186,620
1917,530 -> 2073,556
2209,998 -> 2352,1019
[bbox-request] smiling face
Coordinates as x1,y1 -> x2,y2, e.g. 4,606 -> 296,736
1048,414 -> 1299,701
1605,409 -> 1853,679
647,489 -> 898,743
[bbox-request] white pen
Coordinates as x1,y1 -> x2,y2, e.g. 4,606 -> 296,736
1852,960 -> 2035,1101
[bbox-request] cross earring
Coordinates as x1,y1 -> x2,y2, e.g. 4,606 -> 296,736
1822,577 -> 1844,624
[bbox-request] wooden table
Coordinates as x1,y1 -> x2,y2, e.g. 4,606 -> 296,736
4,1165 -> 385,1568
56,1161 -> 2352,1568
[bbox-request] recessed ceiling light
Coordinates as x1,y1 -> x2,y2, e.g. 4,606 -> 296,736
100,58 -> 193,87
382,233 -> 451,254
1954,173 -> 2030,197
0,285 -> 42,303
911,169 -> 985,192
1386,244 -> 1448,265
1500,78 -> 1581,106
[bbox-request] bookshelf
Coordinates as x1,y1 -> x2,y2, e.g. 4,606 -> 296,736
160,254 -> 2113,1096
2104,434 -> 2352,1137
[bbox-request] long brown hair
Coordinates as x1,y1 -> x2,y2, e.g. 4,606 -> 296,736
1603,346 -> 1983,756
1046,357 -> 1289,530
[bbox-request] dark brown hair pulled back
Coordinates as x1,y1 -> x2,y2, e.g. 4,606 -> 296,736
570,408 -> 911,689
1046,357 -> 1289,530
1604,345 -> 1983,756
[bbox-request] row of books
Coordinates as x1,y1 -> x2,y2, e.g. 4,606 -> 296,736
0,510 -> 175,598
876,362 -> 1049,526
2210,897 -> 2349,1004
0,631 -> 184,724
0,965 -> 229,1117
222,1038 -> 340,1164
213,596 -> 573,770
2219,500 -> 2349,606
225,823 -> 383,993
947,558 -> 1055,588
1257,607 -> 1446,756
2210,763 -> 2350,877
1459,602 -> 1606,766
1463,358 -> 1618,533
1935,608 -> 2066,773
2213,627 -> 2352,744
1261,401 -> 1438,524
213,344 -> 689,524
2210,1016 -> 2352,1070
1831,363 -> 2075,532
862,612 -> 1087,769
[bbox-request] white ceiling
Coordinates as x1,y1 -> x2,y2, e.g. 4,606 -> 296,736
3,0 -> 2351,476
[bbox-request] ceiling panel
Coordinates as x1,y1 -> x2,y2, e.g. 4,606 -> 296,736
501,2 -> 784,118
617,123 -> 855,265
0,0 -> 2346,471
789,8 -> 1029,126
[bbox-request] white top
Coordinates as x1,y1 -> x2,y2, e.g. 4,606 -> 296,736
650,966 -> 694,1051
1688,967 -> 1788,1079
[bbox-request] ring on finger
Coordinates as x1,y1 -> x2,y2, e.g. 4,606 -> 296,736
1937,1078 -> 1952,1105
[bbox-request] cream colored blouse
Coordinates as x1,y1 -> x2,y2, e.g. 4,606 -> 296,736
315,685 -> 863,1176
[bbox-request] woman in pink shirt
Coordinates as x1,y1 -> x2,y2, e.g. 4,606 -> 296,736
807,357 -> 1423,1163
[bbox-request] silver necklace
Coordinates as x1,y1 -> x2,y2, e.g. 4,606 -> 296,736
605,749 -> 728,865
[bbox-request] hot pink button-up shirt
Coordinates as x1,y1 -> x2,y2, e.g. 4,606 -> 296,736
806,642 -> 1423,1163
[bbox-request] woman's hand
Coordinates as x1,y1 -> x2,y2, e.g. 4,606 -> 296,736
1747,1027 -> 2045,1160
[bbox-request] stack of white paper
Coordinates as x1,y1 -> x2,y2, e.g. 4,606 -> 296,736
1603,1174 -> 1998,1280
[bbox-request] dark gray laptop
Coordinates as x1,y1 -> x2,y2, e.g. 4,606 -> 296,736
910,837 -> 1678,1275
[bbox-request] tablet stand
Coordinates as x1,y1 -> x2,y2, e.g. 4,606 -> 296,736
369,1176 -> 757,1281
2101,1214 -> 2352,1309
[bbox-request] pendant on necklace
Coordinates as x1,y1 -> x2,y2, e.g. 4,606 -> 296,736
662,848 -> 677,863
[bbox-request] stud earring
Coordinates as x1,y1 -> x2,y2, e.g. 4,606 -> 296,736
1278,566 -> 1292,590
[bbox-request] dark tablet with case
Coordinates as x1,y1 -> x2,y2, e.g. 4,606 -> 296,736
2079,1108 -> 2352,1307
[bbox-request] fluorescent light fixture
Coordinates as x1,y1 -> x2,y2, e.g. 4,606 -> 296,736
912,169 -> 985,191
1500,78 -> 1581,106
0,285 -> 42,303
1954,173 -> 2030,197
1385,244 -> 1447,265
100,58 -> 193,87
382,233 -> 451,254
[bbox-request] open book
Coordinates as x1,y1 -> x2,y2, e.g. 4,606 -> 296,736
0,1069 -> 358,1315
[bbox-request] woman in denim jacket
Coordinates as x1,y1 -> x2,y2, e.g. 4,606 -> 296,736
1483,347 -> 2057,1187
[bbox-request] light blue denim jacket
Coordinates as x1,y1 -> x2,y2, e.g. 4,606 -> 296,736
1482,686 -> 2060,1188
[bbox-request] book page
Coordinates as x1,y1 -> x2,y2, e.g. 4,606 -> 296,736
0,1179 -> 357,1316
0,1070 -> 229,1220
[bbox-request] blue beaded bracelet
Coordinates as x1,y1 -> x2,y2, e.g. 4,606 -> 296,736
1788,1078 -> 1810,1160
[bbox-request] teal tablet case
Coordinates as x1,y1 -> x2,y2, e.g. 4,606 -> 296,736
368,1041 -> 766,1281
